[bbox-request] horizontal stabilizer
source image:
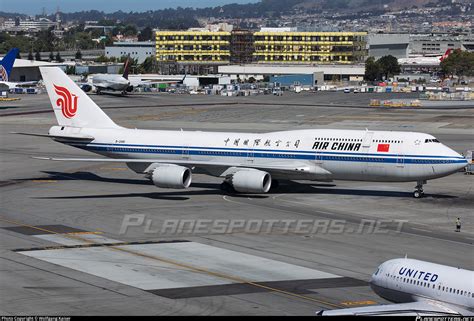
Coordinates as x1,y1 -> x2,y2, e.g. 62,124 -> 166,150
11,132 -> 95,141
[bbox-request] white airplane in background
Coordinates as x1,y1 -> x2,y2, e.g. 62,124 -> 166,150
82,57 -> 185,95
15,67 -> 467,197
318,258 -> 473,316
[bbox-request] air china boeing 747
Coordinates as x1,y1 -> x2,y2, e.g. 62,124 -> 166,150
318,258 -> 473,316
17,67 -> 468,197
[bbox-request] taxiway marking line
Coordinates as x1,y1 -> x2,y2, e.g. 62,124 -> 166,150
0,216 -> 343,308
341,300 -> 377,306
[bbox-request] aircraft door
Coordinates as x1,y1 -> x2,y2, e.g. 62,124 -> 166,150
396,149 -> 404,168
436,282 -> 442,297
315,151 -> 323,164
362,131 -> 374,152
246,141 -> 254,164
247,149 -> 254,163
182,147 -> 189,160
181,131 -> 189,160
362,131 -> 374,174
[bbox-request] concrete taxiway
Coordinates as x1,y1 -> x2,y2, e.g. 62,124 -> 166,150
0,91 -> 473,315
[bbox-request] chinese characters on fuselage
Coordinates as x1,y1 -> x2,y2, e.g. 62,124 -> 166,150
223,138 -> 301,148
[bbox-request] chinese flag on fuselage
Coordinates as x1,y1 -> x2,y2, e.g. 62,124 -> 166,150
377,144 -> 390,152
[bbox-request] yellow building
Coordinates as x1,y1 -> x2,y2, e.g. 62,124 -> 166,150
155,31 -> 231,64
253,31 -> 367,64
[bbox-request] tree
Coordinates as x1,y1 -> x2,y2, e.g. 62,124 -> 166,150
138,26 -> 153,41
378,55 -> 401,80
365,57 -> 382,82
35,50 -> 42,61
138,56 -> 156,73
75,50 -> 82,60
123,24 -> 138,37
55,52 -> 63,63
441,50 -> 474,80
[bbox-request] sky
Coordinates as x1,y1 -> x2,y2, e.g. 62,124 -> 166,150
0,0 -> 259,15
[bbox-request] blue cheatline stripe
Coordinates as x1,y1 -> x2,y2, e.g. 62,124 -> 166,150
72,142 -> 465,160
68,143 -> 467,165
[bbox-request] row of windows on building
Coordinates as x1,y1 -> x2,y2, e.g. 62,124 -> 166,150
113,51 -> 154,56
254,46 -> 361,52
157,35 -> 230,41
254,36 -> 365,42
255,55 -> 356,62
158,55 -> 229,61
157,45 -> 230,51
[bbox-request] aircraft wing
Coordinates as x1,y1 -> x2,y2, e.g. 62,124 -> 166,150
128,79 -> 182,87
15,81 -> 38,86
32,156 -> 331,178
317,300 -> 469,316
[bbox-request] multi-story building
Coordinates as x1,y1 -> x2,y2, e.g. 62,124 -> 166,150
368,34 -> 410,59
2,17 -> 57,32
252,31 -> 367,64
155,27 -> 368,74
155,30 -> 231,74
410,33 -> 474,56
105,41 -> 155,63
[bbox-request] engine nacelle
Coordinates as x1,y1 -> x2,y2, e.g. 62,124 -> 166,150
151,165 -> 192,189
228,170 -> 271,193
126,85 -> 134,92
80,84 -> 92,92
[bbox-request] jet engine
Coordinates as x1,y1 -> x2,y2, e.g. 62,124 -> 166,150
80,84 -> 92,92
126,85 -> 134,92
150,165 -> 192,189
228,170 -> 272,193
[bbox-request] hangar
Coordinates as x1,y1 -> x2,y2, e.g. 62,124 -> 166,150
8,59 -> 70,82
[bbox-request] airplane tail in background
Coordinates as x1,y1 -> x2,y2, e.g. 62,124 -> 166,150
440,49 -> 453,62
0,48 -> 19,82
40,67 -> 121,129
122,56 -> 131,80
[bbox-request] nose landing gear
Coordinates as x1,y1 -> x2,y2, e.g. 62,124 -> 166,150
413,180 -> 426,198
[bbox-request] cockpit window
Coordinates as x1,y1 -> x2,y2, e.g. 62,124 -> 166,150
425,139 -> 440,143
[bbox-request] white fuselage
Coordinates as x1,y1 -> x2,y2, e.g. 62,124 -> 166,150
370,258 -> 473,311
92,74 -> 130,91
0,81 -> 36,90
50,126 -> 467,182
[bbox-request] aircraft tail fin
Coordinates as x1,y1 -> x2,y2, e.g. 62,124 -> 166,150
0,48 -> 19,82
40,67 -> 121,129
122,56 -> 131,79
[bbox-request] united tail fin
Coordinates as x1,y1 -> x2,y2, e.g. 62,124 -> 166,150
40,67 -> 121,129
0,48 -> 19,82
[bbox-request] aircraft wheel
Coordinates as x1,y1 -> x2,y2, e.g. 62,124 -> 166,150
413,190 -> 423,198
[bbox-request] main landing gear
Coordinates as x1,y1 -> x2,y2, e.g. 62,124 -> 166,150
413,180 -> 426,198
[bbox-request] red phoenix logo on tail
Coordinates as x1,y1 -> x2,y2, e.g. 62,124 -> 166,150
54,84 -> 78,118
